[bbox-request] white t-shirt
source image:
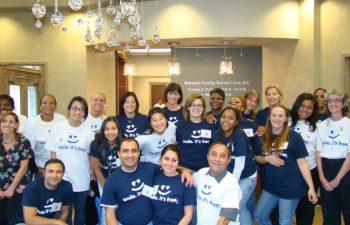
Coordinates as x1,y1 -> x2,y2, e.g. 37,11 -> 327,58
136,124 -> 176,164
317,117 -> 350,159
293,120 -> 318,169
24,113 -> 66,168
45,120 -> 94,192
17,113 -> 28,134
194,168 -> 242,225
84,112 -> 107,133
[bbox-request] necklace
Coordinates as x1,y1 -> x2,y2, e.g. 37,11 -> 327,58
2,139 -> 14,145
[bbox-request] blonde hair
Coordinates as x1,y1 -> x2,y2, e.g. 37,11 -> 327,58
184,93 -> 206,121
265,84 -> 283,99
230,96 -> 247,112
262,104 -> 290,154
243,89 -> 260,104
90,91 -> 107,115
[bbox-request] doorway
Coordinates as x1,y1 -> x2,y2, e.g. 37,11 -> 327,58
150,83 -> 168,108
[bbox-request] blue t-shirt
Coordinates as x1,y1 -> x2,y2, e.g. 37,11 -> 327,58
163,106 -> 184,126
317,113 -> 329,123
20,176 -> 73,220
116,113 -> 149,138
101,162 -> 160,225
89,140 -> 119,178
213,128 -> 256,179
257,131 -> 309,199
255,107 -> 270,126
240,118 -> 262,157
176,120 -> 216,171
206,111 -> 221,130
151,173 -> 196,225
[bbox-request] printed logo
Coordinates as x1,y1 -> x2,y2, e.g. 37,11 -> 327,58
328,130 -> 340,139
157,185 -> 171,196
169,116 -> 178,124
157,139 -> 167,149
294,127 -> 301,134
126,124 -> 137,133
201,184 -> 211,195
67,135 -> 79,143
131,179 -> 144,192
91,124 -> 99,132
191,130 -> 202,138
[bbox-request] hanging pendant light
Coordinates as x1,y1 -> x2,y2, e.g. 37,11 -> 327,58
219,41 -> 233,75
124,57 -> 135,76
168,43 -> 181,76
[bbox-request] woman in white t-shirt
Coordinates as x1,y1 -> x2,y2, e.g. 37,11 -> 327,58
45,96 -> 94,225
25,94 -> 65,172
316,89 -> 350,225
136,107 -> 176,164
84,91 -> 107,133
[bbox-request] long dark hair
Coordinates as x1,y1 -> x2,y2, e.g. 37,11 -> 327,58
143,107 -> 168,135
218,107 -> 241,151
119,92 -> 139,117
290,93 -> 318,132
94,116 -> 123,163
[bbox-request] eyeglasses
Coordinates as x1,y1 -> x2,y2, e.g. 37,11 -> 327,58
190,104 -> 204,109
70,106 -> 85,113
327,99 -> 342,104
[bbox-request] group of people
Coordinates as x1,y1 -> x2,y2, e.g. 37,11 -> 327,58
0,83 -> 349,225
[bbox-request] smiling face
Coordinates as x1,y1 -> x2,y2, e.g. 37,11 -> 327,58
117,140 -> 140,171
167,91 -> 181,105
90,93 -> 106,114
123,96 -> 137,115
314,89 -> 326,109
44,163 -> 64,190
40,95 -> 56,116
246,96 -> 259,111
207,144 -> 231,176
104,121 -> 119,146
0,99 -> 13,112
327,94 -> 343,116
220,109 -> 238,136
0,114 -> 18,135
151,112 -> 167,134
209,93 -> 224,111
68,101 -> 85,124
188,98 -> 204,121
298,99 -> 314,120
269,106 -> 288,134
160,150 -> 179,176
229,97 -> 244,112
266,88 -> 282,106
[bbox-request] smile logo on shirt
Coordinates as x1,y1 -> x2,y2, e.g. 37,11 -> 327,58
328,130 -> 340,139
157,139 -> 167,149
91,124 -> 99,132
201,184 -> 211,195
191,130 -> 202,139
67,135 -> 79,143
294,127 -> 301,134
126,124 -> 137,133
169,117 -> 178,124
157,185 -> 171,196
131,179 -> 144,192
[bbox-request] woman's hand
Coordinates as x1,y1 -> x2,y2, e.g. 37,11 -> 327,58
4,188 -> 15,198
266,155 -> 285,167
307,188 -> 318,204
329,178 -> 340,189
320,177 -> 334,192
181,169 -> 193,187
205,114 -> 216,124
256,126 -> 266,137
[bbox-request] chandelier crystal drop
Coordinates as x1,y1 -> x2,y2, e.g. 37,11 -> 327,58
68,0 -> 83,11
32,0 -> 46,19
50,0 -> 64,27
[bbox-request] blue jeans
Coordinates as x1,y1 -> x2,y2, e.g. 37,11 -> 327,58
239,176 -> 257,225
67,191 -> 88,225
255,190 -> 300,225
119,222 -> 153,225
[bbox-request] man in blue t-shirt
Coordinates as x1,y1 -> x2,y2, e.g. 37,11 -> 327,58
20,159 -> 74,225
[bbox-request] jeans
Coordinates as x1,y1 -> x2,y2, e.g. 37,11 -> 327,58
67,191 -> 88,225
239,176 -> 257,225
119,222 -> 153,225
255,190 -> 300,225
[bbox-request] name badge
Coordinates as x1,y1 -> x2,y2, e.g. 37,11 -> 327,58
51,202 -> 62,212
141,184 -> 158,198
281,142 -> 289,150
243,128 -> 254,137
200,129 -> 212,138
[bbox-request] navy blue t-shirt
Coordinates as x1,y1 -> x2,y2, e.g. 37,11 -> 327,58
151,173 -> 196,225
257,131 -> 309,199
206,111 -> 221,130
213,128 -> 257,179
240,118 -> 262,157
20,176 -> 73,220
317,113 -> 329,123
101,162 -> 159,225
176,120 -> 215,171
255,107 -> 270,126
163,106 -> 184,126
89,140 -> 119,178
116,113 -> 149,137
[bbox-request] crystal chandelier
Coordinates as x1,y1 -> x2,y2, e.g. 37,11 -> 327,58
31,0 -> 160,49
219,41 -> 233,75
168,43 -> 181,76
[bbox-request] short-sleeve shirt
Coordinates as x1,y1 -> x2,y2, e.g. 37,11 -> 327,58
84,112 -> 107,133
151,173 -> 196,225
240,118 -> 262,156
176,120 -> 216,171
0,136 -> 32,193
21,176 -> 74,219
116,113 -> 149,138
101,162 -> 159,225
163,107 -> 184,126
255,107 -> 270,127
136,124 -> 177,164
257,131 -> 309,199
194,168 -> 241,225
317,117 -> 350,159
